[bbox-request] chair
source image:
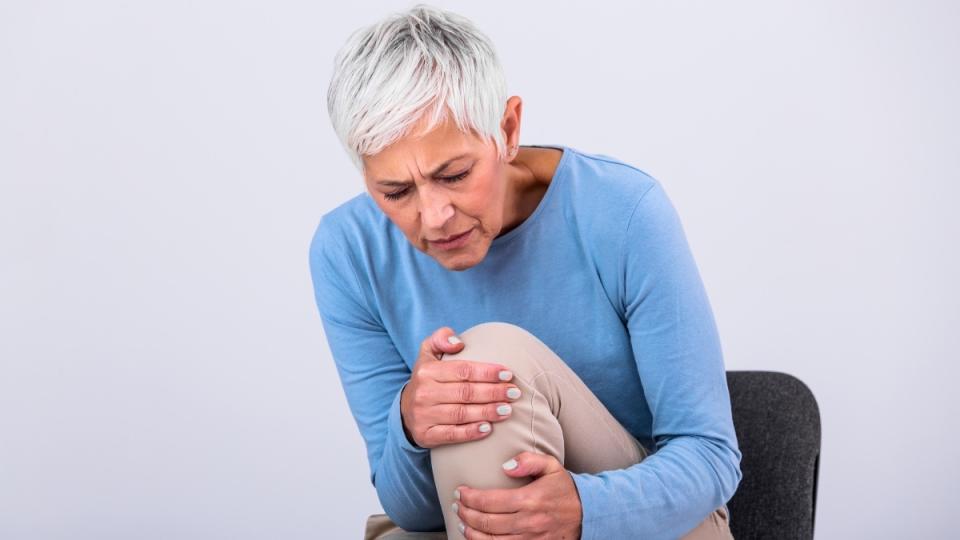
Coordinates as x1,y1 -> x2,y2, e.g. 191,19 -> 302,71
725,370 -> 821,540
365,370 -> 821,539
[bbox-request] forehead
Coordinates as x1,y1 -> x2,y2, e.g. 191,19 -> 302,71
363,114 -> 486,180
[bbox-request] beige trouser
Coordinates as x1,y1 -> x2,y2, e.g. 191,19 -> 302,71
365,322 -> 733,540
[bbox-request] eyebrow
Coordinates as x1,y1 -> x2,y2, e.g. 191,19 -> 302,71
374,153 -> 471,186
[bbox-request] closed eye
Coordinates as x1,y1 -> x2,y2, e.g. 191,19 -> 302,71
383,188 -> 409,201
440,169 -> 470,184
382,169 -> 471,201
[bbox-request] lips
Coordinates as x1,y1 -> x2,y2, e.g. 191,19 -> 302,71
433,230 -> 470,243
428,228 -> 473,251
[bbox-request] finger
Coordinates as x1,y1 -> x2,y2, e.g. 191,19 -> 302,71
460,522 -> 523,540
501,451 -> 564,479
427,402 -> 513,425
456,485 -> 526,514
455,501 -> 522,536
429,359 -> 514,383
423,421 -> 493,445
435,381 -> 522,404
420,327 -> 465,360
433,327 -> 465,353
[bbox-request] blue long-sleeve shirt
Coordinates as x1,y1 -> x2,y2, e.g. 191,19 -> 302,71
308,144 -> 742,539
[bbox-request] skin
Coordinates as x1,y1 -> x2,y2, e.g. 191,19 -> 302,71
361,96 -> 560,271
361,97 -> 582,539
455,451 -> 582,540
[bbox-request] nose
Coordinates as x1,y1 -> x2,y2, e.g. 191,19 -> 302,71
418,185 -> 455,230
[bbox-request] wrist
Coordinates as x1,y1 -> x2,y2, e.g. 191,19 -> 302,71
399,384 -> 422,448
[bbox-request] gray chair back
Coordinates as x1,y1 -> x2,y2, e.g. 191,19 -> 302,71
726,371 -> 821,539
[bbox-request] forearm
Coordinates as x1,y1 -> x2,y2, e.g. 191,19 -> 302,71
373,382 -> 445,532
570,434 -> 740,540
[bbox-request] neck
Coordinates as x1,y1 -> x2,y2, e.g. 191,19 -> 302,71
499,147 -> 549,237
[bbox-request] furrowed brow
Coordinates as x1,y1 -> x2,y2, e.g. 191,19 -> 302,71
375,153 -> 470,185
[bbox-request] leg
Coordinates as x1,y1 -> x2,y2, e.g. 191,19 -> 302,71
430,321 -> 732,540
364,513 -> 446,539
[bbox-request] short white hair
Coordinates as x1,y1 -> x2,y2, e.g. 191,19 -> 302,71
326,4 -> 509,172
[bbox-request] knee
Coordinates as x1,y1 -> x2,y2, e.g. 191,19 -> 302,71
459,321 -> 538,344
449,322 -> 554,381
459,322 -> 547,363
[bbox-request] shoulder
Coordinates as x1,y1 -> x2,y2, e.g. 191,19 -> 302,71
308,193 -> 391,316
309,193 -> 371,284
557,145 -> 667,241
560,146 -> 660,207
308,190 -> 409,305
309,192 -> 393,261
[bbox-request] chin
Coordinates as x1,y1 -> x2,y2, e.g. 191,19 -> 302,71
432,243 -> 489,271
435,253 -> 480,271
425,235 -> 491,271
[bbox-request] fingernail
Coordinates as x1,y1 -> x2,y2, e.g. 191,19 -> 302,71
502,458 -> 518,470
454,488 -> 461,500
451,502 -> 459,513
498,370 -> 513,381
447,335 -> 462,345
507,387 -> 522,399
478,422 -> 491,433
497,404 -> 512,415
458,522 -> 465,535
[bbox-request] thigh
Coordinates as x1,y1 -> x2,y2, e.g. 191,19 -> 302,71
429,322 -> 648,539
437,321 -> 648,471
678,507 -> 735,540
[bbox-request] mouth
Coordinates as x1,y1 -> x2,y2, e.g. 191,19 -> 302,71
428,228 -> 474,251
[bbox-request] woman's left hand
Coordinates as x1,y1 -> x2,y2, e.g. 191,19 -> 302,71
454,452 -> 582,539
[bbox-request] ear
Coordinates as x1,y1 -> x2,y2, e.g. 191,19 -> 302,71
500,95 -> 523,153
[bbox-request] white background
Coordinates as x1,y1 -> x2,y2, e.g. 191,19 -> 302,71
1,1 -> 957,538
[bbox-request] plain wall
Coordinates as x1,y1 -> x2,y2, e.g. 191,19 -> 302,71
1,0 -> 957,538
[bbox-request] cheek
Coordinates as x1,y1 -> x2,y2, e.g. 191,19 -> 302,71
472,176 -> 504,225
397,210 -> 421,235
376,203 -> 419,235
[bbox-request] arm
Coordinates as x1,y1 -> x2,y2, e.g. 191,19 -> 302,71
568,180 -> 742,540
308,219 -> 445,532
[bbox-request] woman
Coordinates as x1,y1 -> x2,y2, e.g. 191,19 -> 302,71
310,4 -> 741,539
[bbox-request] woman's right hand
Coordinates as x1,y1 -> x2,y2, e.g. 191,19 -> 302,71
400,326 -> 523,449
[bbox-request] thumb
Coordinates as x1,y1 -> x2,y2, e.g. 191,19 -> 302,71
501,451 -> 564,478
428,326 -> 465,359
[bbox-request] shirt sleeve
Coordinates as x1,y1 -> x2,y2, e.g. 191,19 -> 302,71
308,218 -> 445,532
568,180 -> 743,540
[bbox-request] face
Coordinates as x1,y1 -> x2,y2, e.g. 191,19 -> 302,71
362,102 -> 521,271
